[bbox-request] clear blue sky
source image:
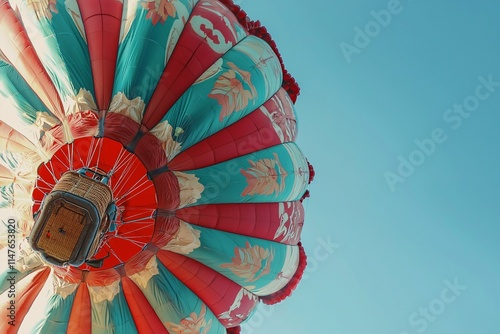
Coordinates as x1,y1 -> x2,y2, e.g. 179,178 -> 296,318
240,1 -> 500,333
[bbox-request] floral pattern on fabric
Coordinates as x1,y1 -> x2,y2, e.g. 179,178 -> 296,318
35,112 -> 60,137
173,171 -> 205,208
142,0 -> 178,25
129,256 -> 160,289
88,279 -> 121,304
66,88 -> 98,115
221,242 -> 274,283
162,221 -> 201,254
208,62 -> 257,121
274,202 -> 302,243
218,288 -> 258,327
165,304 -> 212,334
109,92 -> 145,123
150,121 -> 183,160
261,92 -> 297,143
240,153 -> 287,197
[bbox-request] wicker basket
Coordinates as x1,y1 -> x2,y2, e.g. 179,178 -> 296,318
30,171 -> 113,267
52,172 -> 112,217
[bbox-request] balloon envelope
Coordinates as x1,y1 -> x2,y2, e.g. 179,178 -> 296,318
0,0 -> 312,333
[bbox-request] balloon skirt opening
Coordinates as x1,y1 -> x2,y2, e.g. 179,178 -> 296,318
32,137 -> 157,271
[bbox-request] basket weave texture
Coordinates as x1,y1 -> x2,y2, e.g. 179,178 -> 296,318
38,202 -> 87,261
36,172 -> 113,262
52,172 -> 112,217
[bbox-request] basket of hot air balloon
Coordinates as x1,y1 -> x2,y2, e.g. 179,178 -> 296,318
0,0 -> 313,333
29,168 -> 115,267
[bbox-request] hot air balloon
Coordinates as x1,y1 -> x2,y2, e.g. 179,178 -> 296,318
0,0 -> 314,333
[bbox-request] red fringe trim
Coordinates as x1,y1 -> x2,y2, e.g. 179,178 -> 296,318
226,326 -> 241,334
219,0 -> 301,103
260,242 -> 307,305
300,190 -> 310,203
307,160 -> 315,184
